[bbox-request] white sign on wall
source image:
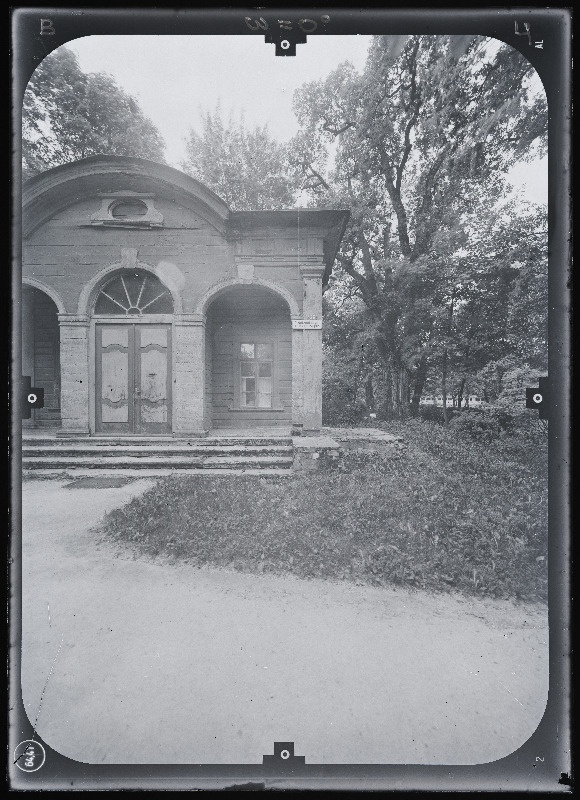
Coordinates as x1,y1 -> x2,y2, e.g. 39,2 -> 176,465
292,319 -> 322,330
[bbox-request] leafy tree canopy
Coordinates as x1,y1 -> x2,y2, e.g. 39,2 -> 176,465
181,105 -> 297,210
22,46 -> 166,178
292,35 -> 547,418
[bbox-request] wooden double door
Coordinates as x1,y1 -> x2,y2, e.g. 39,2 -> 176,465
95,324 -> 172,434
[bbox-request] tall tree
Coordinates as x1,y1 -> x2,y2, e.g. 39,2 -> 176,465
449,201 -> 548,389
292,35 -> 547,418
22,46 -> 165,178
181,106 -> 297,210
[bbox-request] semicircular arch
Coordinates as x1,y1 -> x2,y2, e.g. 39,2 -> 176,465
78,261 -> 183,316
22,278 -> 66,314
195,277 -> 300,319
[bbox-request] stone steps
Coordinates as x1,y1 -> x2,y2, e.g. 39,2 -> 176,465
23,455 -> 294,470
22,435 -> 294,472
22,445 -> 292,458
23,437 -> 292,447
24,468 -> 294,478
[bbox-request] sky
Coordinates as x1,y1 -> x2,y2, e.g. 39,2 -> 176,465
66,34 -> 547,205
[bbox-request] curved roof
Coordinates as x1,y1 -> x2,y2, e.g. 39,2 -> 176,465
22,155 -> 231,237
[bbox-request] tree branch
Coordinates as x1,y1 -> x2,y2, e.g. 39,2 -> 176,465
303,163 -> 330,191
322,120 -> 355,137
336,254 -> 376,308
384,172 -> 412,257
396,38 -> 422,193
358,230 -> 379,295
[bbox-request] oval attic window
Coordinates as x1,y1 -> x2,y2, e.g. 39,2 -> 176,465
110,200 -> 148,219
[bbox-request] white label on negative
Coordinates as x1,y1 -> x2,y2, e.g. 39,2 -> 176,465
292,319 -> 322,330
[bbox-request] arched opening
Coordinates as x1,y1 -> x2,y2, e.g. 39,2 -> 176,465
206,284 -> 292,429
92,269 -> 174,434
22,285 -> 61,428
93,269 -> 174,316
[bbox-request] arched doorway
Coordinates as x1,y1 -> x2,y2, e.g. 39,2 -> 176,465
22,285 -> 61,428
92,269 -> 174,434
205,284 -> 292,429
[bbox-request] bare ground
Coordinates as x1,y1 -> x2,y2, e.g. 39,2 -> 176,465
20,478 -> 548,765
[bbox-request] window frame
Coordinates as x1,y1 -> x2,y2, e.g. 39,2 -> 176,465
93,270 -> 174,316
232,338 -> 283,411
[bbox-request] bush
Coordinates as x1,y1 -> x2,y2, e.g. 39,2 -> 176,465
450,411 -> 500,442
99,417 -> 548,603
450,408 -> 516,442
488,407 -> 517,433
322,388 -> 367,426
417,404 -> 458,424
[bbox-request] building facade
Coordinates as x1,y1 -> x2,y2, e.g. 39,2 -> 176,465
21,156 -> 348,436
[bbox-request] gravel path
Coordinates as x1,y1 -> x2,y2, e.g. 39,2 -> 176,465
21,478 -> 548,765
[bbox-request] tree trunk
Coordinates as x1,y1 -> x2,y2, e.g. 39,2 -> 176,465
457,377 -> 466,410
353,349 -> 364,413
442,348 -> 449,425
365,374 -> 375,412
442,289 -> 456,426
392,362 -> 410,419
381,360 -> 409,419
494,366 -> 503,402
410,355 -> 428,415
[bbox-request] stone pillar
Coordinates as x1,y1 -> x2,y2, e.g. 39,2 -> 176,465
173,314 -> 208,436
58,315 -> 90,435
291,327 -> 304,429
300,265 -> 324,432
22,288 -> 35,429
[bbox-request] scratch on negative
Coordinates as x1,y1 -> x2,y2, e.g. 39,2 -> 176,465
33,634 -> 65,732
500,682 -> 524,707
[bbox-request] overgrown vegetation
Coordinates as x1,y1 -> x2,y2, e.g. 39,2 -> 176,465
22,47 -> 165,178
100,418 -> 547,603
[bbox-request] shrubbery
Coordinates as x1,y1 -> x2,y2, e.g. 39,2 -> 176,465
100,419 -> 548,603
322,383 -> 367,426
449,408 -> 516,442
415,404 -> 458,424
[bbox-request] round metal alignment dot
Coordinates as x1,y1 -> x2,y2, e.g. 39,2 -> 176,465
281,40 -> 290,49
533,393 -> 543,404
280,749 -> 290,760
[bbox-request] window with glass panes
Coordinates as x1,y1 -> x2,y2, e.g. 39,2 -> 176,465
240,343 -> 273,408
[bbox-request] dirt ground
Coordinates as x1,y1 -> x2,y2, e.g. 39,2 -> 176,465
19,477 -> 548,765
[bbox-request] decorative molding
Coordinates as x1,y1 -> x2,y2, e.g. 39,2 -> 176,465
237,263 -> 255,280
235,254 -> 323,268
300,265 -> 325,279
90,191 -> 164,228
120,248 -> 138,269
174,314 -> 206,327
23,157 -> 231,238
57,314 -> 90,326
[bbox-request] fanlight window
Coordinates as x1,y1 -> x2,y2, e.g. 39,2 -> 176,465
94,271 -> 174,315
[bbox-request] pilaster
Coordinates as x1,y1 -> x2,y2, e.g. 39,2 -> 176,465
57,314 -> 90,434
173,314 -> 208,435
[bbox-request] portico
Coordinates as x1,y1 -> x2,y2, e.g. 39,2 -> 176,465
22,156 -> 349,437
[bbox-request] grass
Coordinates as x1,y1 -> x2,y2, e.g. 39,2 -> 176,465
99,419 -> 548,602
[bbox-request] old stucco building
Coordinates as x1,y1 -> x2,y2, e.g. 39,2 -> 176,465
22,156 -> 348,437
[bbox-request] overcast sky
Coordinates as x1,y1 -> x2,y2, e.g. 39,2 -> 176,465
67,35 -> 547,205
